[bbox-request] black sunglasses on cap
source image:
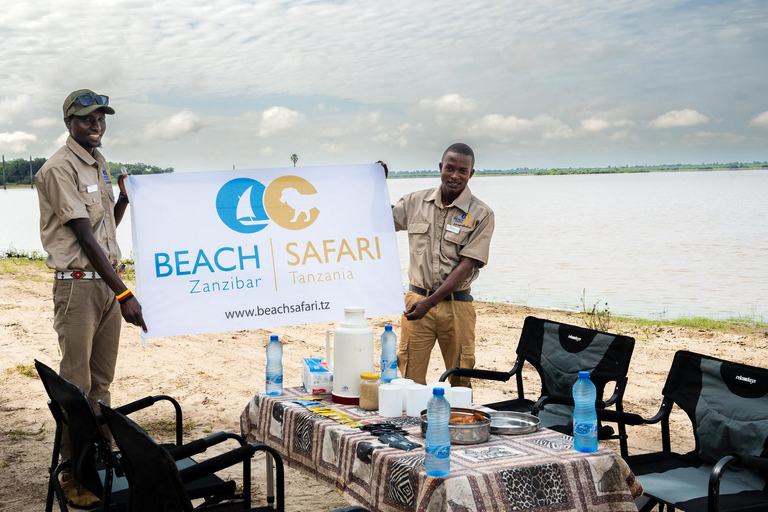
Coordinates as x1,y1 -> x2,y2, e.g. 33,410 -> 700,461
66,93 -> 109,112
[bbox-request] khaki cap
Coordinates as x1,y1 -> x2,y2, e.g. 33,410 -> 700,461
63,89 -> 116,118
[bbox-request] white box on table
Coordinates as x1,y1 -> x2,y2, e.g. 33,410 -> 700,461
302,357 -> 332,394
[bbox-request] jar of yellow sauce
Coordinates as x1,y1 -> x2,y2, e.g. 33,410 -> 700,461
359,373 -> 381,411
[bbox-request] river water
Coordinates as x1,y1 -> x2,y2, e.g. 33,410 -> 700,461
2,170 -> 766,320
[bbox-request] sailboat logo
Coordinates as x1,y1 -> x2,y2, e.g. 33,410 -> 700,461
215,178 -> 270,233
236,185 -> 262,225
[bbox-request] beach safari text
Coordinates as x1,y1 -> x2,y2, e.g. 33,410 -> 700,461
128,164 -> 404,339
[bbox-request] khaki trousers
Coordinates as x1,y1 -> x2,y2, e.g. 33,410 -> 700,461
397,290 -> 476,387
52,279 -> 121,461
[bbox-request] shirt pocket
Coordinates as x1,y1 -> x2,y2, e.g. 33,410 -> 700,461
81,185 -> 105,227
443,225 -> 473,246
407,221 -> 430,254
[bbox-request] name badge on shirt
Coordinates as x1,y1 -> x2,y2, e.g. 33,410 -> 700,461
446,224 -> 461,234
86,184 -> 99,193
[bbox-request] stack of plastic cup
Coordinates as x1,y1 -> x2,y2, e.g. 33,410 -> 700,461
378,384 -> 403,418
404,384 -> 431,417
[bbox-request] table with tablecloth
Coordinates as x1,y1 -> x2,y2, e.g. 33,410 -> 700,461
240,387 -> 642,512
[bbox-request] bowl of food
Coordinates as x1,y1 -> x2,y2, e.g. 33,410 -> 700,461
420,408 -> 491,445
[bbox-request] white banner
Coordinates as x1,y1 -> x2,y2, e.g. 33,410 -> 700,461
127,164 -> 404,340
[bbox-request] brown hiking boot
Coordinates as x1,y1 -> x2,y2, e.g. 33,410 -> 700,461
60,477 -> 100,509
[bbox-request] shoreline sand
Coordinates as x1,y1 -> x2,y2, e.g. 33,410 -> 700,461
1,260 -> 766,511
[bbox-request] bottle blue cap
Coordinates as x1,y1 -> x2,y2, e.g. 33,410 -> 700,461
385,325 -> 393,331
578,371 -> 590,378
270,335 -> 278,341
432,387 -> 445,395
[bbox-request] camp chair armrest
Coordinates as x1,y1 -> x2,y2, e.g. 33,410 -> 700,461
731,453 -> 768,473
603,378 -> 628,407
709,455 -> 740,511
167,432 -> 246,461
595,409 -> 645,425
110,395 -> 184,446
531,394 -> 608,415
178,443 -> 285,510
440,367 -> 513,382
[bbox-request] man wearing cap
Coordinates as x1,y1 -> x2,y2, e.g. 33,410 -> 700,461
389,143 -> 494,387
36,89 -> 147,506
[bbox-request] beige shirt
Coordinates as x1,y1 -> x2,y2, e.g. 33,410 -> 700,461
36,136 -> 120,272
392,185 -> 494,291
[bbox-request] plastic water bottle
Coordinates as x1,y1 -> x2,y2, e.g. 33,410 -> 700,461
266,335 -> 283,395
380,325 -> 398,383
572,370 -> 598,453
425,387 -> 450,477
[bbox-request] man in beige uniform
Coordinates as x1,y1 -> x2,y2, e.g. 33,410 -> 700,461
36,89 -> 147,506
391,143 -> 494,386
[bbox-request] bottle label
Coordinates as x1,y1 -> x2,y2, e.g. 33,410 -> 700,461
425,444 -> 450,460
573,421 -> 596,437
267,374 -> 283,385
382,359 -> 397,371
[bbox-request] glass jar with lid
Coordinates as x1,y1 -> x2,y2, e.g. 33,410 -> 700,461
359,373 -> 381,411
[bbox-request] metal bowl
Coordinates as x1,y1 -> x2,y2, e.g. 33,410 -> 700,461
488,411 -> 540,435
420,408 -> 491,445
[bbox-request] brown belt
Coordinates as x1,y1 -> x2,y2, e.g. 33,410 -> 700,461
408,284 -> 472,302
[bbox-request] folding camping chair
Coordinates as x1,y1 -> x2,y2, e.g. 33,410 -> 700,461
609,350 -> 768,511
99,403 -> 284,511
35,360 -> 268,512
440,315 -> 636,455
100,403 -> 373,512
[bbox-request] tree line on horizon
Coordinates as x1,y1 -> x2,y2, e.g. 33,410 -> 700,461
1,158 -> 173,186
3,156 -> 766,186
392,161 -> 768,177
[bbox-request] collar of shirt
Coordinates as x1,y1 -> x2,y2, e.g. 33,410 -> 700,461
425,184 -> 473,212
66,136 -> 104,168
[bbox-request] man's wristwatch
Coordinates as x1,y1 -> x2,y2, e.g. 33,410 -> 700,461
118,193 -> 130,204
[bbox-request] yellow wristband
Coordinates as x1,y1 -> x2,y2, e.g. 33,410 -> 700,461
116,289 -> 132,301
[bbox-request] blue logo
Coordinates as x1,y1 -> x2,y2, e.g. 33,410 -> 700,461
216,178 -> 269,233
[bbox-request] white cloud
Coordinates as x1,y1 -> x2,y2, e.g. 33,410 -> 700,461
0,95 -> 32,124
419,94 -> 481,115
144,111 -> 203,141
683,131 -> 747,145
258,107 -> 304,138
650,109 -> 709,128
260,146 -> 275,157
54,131 -> 68,147
610,130 -> 634,141
749,111 -> 768,128
319,127 -> 349,139
320,143 -> 344,154
29,117 -> 62,129
0,131 -> 38,152
471,114 -> 574,141
581,118 -> 635,132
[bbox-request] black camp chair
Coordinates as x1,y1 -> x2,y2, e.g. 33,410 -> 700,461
99,403 -> 285,511
608,350 -> 768,511
35,360 -> 261,512
440,316 -> 636,456
100,404 -> 371,512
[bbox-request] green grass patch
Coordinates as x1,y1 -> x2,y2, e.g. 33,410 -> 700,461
6,364 -> 38,378
5,426 -> 45,440
0,247 -> 47,260
617,315 -> 767,334
141,419 -> 196,436
0,256 -> 48,277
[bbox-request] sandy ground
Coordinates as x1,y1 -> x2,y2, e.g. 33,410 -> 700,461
1,260 -> 766,511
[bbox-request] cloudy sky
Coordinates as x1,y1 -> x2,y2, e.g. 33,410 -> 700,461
1,0 -> 766,172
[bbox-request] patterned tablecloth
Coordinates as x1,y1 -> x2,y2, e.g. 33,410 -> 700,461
240,387 -> 642,512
